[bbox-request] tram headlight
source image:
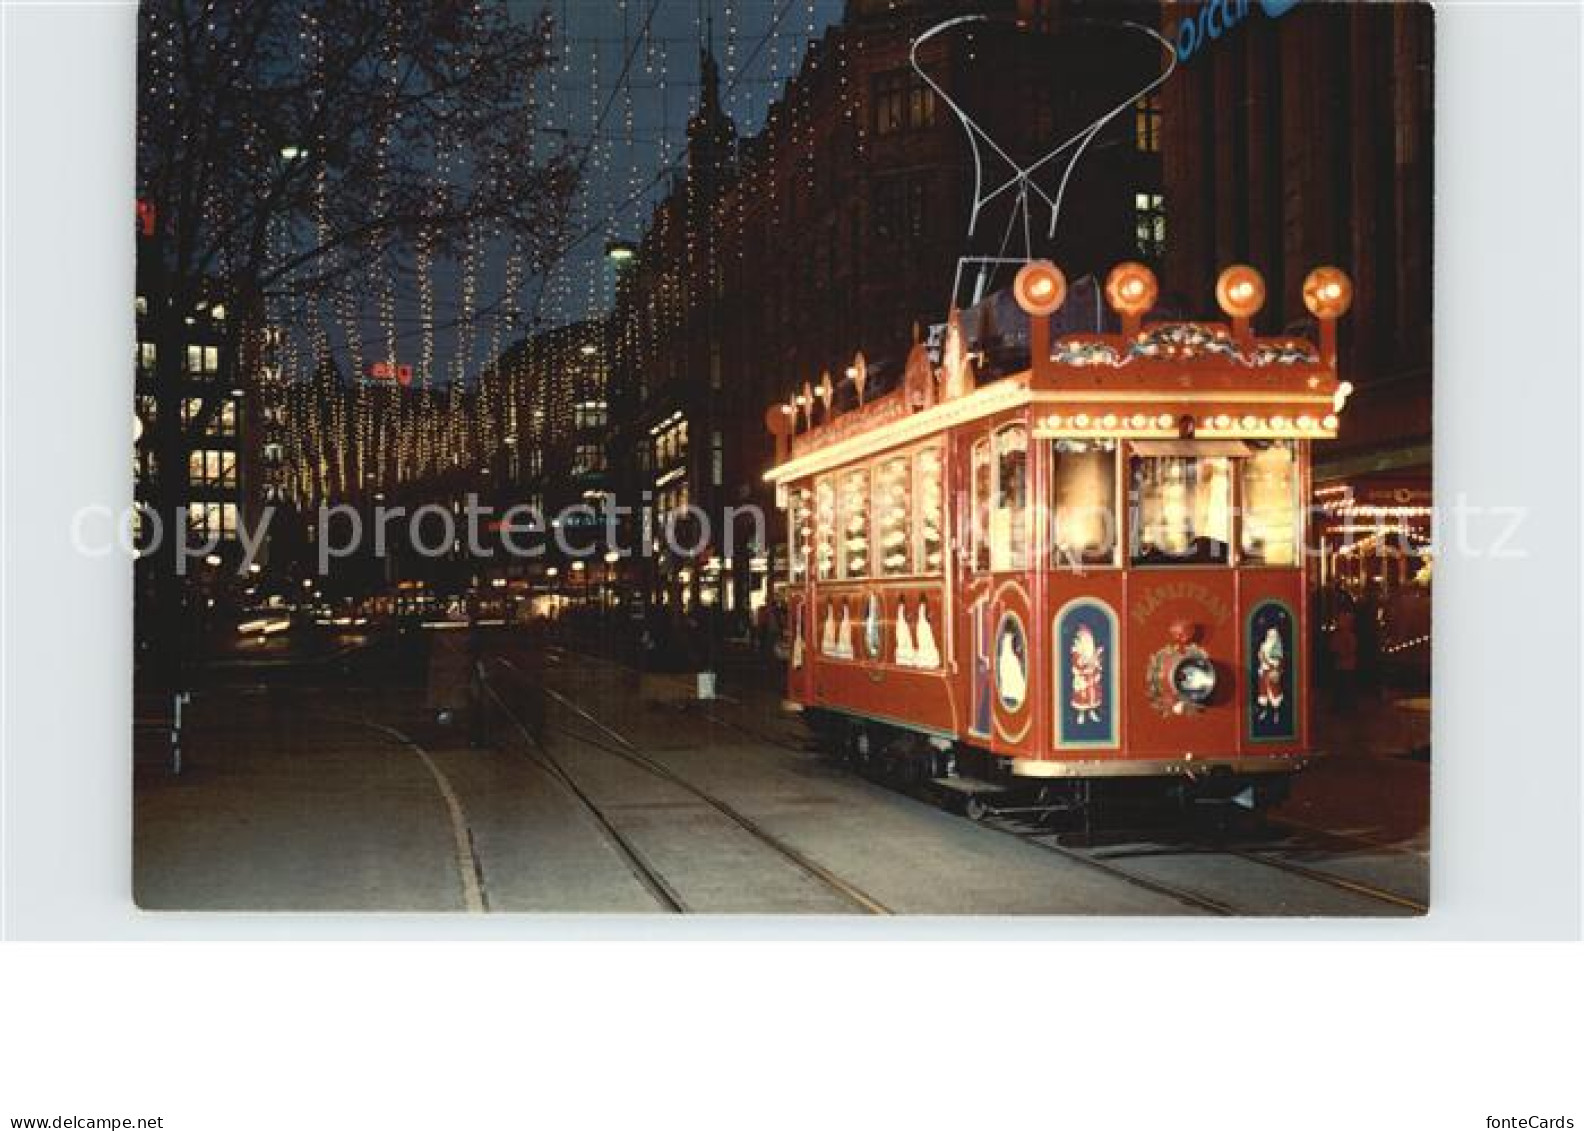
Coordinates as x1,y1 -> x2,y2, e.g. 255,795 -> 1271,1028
1014,260 -> 1068,317
1303,266 -> 1354,320
1215,264 -> 1267,320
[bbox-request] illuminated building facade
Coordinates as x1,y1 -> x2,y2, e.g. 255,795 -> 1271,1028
609,0 -> 1164,614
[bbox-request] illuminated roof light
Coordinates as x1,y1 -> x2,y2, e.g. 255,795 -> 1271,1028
1131,413 -> 1147,428
1241,415 -> 1258,430
1215,414 -> 1232,429
1104,262 -> 1159,317
1303,266 -> 1354,320
1013,260 -> 1068,317
1297,415 -> 1315,430
1156,413 -> 1173,429
1100,414 -> 1117,429
1323,414 -> 1340,430
1215,265 -> 1267,320
1271,415 -> 1289,431
1333,380 -> 1355,412
1073,413 -> 1090,428
1199,417 -> 1216,432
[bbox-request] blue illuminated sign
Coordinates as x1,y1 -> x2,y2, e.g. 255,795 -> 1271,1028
1173,0 -> 1307,64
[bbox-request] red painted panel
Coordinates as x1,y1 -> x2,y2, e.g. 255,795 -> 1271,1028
1122,569 -> 1241,757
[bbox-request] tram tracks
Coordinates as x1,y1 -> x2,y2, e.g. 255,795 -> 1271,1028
486,657 -> 892,916
523,646 -> 1428,917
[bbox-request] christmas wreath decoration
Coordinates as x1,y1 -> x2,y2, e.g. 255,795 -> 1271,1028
1144,641 -> 1212,716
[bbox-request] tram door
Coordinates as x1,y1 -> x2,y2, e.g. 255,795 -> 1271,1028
953,418 -> 1038,758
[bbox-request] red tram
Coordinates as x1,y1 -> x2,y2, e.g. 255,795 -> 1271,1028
765,259 -> 1355,812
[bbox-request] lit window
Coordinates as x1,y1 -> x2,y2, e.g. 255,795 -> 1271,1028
876,456 -> 913,577
137,342 -> 157,371
204,346 -> 219,373
186,345 -> 203,374
1129,446 -> 1233,566
189,449 -> 237,488
1053,440 -> 1119,567
875,70 -> 936,136
1135,93 -> 1162,153
187,501 -> 238,541
839,468 -> 869,579
1134,192 -> 1166,259
971,439 -> 992,573
1240,441 -> 1299,566
991,424 -> 1029,572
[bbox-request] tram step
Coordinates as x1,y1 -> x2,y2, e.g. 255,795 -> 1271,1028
929,777 -> 1009,797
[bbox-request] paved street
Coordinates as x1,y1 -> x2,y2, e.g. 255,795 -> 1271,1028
134,629 -> 1429,916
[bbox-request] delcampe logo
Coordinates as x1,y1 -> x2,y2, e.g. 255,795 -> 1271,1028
1173,0 -> 1307,63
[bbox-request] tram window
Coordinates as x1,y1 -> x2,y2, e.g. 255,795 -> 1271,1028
840,468 -> 870,579
1052,440 -> 1119,567
971,438 -> 992,572
991,424 -> 1029,571
916,445 -> 944,574
1129,448 -> 1234,566
814,477 -> 837,581
1240,441 -> 1300,566
875,456 -> 913,576
789,485 -> 812,582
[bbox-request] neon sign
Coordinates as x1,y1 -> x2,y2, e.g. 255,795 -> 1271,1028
1173,0 -> 1307,64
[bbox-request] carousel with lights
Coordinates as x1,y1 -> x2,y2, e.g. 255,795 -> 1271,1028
763,259 -> 1356,817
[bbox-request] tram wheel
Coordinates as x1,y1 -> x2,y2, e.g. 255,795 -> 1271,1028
964,796 -> 990,823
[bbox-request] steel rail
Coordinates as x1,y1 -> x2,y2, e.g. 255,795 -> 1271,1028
493,657 -> 893,917
479,672 -> 687,914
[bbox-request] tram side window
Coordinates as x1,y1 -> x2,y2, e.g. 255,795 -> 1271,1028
971,438 -> 992,572
1053,439 -> 1118,567
916,445 -> 944,574
875,455 -> 913,576
991,424 -> 1029,571
1129,448 -> 1234,566
1241,440 -> 1300,566
814,477 -> 837,581
840,467 -> 870,579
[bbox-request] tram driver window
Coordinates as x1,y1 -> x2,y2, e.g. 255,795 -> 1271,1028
991,424 -> 1029,571
1240,440 -> 1300,566
1053,439 -> 1118,567
1129,445 -> 1235,566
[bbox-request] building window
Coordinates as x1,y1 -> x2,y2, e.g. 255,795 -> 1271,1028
711,429 -> 723,488
184,344 -> 220,375
189,449 -> 237,488
1134,192 -> 1166,259
874,70 -> 935,136
137,342 -> 157,372
573,443 -> 606,476
1135,93 -> 1162,153
187,501 -> 238,542
574,401 -> 607,430
874,175 -> 928,245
